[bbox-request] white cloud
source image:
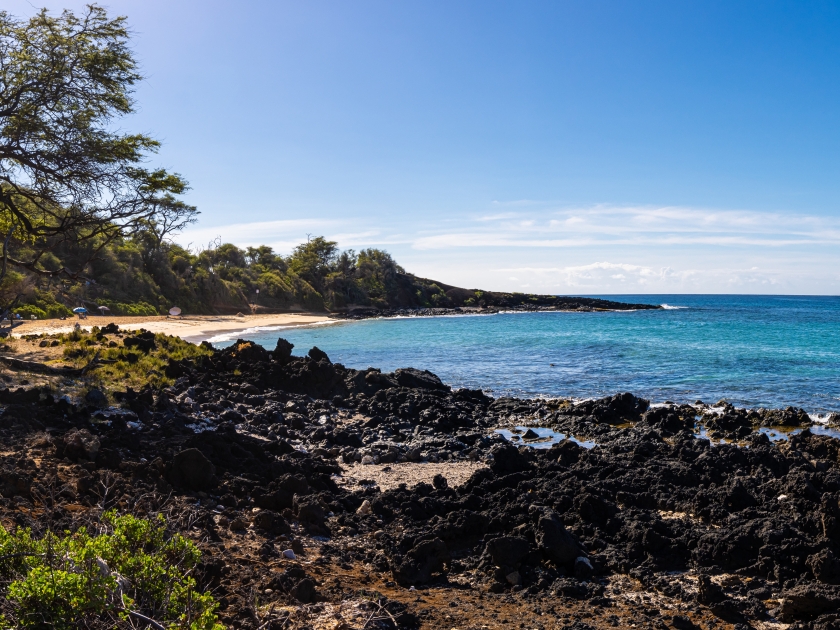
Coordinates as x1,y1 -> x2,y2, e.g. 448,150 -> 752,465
181,218 -> 344,250
488,260 -> 811,293
410,205 -> 840,250
174,204 -> 840,293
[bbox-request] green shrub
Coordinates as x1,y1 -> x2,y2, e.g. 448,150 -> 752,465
117,301 -> 159,316
0,511 -> 223,629
14,305 -> 48,320
19,290 -> 75,319
96,301 -> 160,316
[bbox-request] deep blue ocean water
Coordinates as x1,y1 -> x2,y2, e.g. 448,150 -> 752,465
208,295 -> 840,414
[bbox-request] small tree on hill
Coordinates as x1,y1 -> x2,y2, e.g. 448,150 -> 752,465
288,237 -> 339,292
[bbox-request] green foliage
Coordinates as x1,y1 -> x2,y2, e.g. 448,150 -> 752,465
287,237 -> 339,293
56,329 -> 213,392
0,511 -> 223,629
14,289 -> 73,319
97,300 -> 159,316
8,231 -> 434,315
0,5 -> 190,299
13,305 -> 47,320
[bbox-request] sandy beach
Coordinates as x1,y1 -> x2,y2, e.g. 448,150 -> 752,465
8,312 -> 334,343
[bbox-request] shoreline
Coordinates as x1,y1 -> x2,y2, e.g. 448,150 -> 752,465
1,328 -> 840,627
7,303 -> 653,344
9,312 -> 334,341
7,309 -> 839,415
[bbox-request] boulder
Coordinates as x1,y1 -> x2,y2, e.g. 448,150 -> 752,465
535,509 -> 583,569
808,548 -> 840,584
228,339 -> 269,363
574,556 -> 594,580
308,346 -> 330,363
641,407 -> 693,436
0,469 -> 32,498
253,510 -> 291,535
392,537 -> 450,585
123,331 -> 157,353
779,584 -> 840,621
63,429 -> 100,461
489,443 -> 529,474
274,338 -> 294,363
432,473 -> 448,490
290,578 -> 316,604
169,448 -> 216,490
485,536 -> 530,569
394,368 -> 449,391
253,488 -> 293,511
696,574 -> 726,604
296,500 -> 329,535
277,474 -> 310,495
763,406 -> 811,427
84,388 -> 108,409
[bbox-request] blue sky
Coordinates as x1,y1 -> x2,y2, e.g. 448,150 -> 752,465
9,1 -> 840,293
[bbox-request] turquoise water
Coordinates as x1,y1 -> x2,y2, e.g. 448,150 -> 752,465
209,295 -> 840,414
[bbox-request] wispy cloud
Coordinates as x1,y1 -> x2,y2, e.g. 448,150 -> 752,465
173,204 -> 840,293
181,218 -> 344,249
490,199 -> 543,207
489,261 -> 798,292
178,218 -> 411,253
410,205 -> 840,250
178,204 -> 840,252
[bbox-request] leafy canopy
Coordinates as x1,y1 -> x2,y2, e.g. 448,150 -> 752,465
0,5 -> 192,293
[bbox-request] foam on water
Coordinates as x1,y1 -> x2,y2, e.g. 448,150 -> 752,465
205,319 -> 339,343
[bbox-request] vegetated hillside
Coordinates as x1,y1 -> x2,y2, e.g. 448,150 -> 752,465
6,234 -> 656,318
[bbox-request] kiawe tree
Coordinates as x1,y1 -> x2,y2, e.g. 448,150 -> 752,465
137,180 -> 200,253
287,236 -> 339,293
0,5 -> 193,317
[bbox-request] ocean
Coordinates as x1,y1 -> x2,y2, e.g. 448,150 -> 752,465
208,295 -> 840,414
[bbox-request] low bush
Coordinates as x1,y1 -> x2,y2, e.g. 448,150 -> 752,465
0,511 -> 223,629
14,305 -> 48,320
55,328 -> 213,391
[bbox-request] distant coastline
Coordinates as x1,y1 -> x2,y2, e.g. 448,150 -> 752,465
9,292 -> 657,343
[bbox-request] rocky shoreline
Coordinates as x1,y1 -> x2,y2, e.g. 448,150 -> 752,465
2,333 -> 840,629
334,297 -> 662,320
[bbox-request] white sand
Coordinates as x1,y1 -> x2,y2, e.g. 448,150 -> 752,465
10,313 -> 334,343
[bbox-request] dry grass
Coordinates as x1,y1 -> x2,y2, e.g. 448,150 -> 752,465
0,327 -> 212,402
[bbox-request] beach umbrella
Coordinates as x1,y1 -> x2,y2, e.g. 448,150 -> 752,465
72,307 -> 87,314
98,306 -> 110,313
169,306 -> 182,316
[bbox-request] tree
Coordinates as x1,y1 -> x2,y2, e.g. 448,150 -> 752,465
0,5 -> 191,316
287,237 -> 338,291
245,245 -> 285,270
141,194 -> 199,251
